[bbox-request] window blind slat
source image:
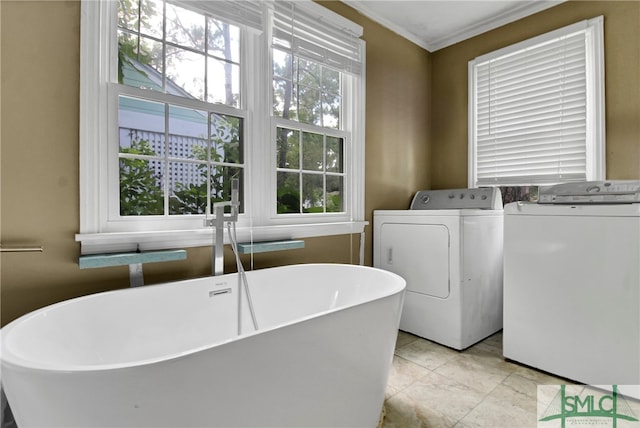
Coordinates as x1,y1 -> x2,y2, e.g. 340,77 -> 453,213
477,33 -> 585,76
477,133 -> 587,150
478,147 -> 587,161
478,71 -> 586,101
480,76 -> 586,108
478,135 -> 587,151
478,52 -> 587,87
479,50 -> 587,88
479,112 -> 586,135
478,164 -> 587,178
478,87 -> 586,114
478,99 -> 586,125
478,163 -> 587,176
480,69 -> 586,101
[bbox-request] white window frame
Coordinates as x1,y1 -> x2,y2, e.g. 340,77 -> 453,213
76,0 -> 366,254
468,16 -> 605,188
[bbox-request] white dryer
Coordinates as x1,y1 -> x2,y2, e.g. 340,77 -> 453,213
503,181 -> 640,398
373,188 -> 504,350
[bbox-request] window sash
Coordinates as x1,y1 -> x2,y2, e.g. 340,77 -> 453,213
468,17 -> 605,187
116,94 -> 246,217
273,119 -> 349,215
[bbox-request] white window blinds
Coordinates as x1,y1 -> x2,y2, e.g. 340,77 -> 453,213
271,0 -> 364,75
468,17 -> 605,187
171,0 -> 264,32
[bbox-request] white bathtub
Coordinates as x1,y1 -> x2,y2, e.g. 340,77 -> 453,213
1,263 -> 405,427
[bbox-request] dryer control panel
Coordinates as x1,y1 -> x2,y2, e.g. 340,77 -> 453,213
410,187 -> 502,210
538,181 -> 640,204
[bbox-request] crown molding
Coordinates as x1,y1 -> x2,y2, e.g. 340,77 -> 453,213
342,1 -> 565,52
428,1 -> 565,51
342,0 -> 432,51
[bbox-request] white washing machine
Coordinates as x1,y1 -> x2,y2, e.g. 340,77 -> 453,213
503,181 -> 640,398
373,188 -> 504,350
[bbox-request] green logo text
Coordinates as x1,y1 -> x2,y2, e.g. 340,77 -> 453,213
539,385 -> 638,428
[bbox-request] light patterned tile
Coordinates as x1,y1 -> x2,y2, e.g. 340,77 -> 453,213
400,371 -> 486,422
386,355 -> 432,397
395,338 -> 460,371
458,379 -> 540,428
396,330 -> 420,349
463,343 -> 520,374
466,341 -> 502,358
457,393 -> 538,428
383,331 -> 637,428
383,390 -> 457,428
502,373 -> 540,399
479,331 -> 503,350
433,353 -> 512,395
490,381 -> 537,413
512,364 -> 574,386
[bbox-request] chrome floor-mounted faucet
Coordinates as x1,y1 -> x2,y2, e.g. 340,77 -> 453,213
206,178 -> 240,276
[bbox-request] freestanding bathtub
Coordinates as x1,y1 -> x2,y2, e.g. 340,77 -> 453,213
1,263 -> 405,427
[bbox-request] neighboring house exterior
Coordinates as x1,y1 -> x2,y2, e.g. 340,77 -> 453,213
119,59 -> 227,194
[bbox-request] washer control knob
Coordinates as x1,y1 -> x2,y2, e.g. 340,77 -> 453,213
421,195 -> 430,204
448,194 -> 455,199
587,185 -> 601,193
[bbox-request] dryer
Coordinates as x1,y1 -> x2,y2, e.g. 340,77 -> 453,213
373,188 -> 503,350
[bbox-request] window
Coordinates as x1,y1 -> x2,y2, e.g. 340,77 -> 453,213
468,17 -> 605,187
77,0 -> 365,254
270,1 -> 362,216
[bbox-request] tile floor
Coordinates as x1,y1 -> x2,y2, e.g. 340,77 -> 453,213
381,330 -> 640,427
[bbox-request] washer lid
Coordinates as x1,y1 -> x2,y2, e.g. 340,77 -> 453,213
410,187 -> 502,210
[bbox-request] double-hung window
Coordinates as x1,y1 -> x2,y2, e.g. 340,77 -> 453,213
468,16 -> 605,187
77,0 -> 365,254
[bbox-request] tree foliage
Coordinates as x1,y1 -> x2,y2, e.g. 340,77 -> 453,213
120,139 -> 164,215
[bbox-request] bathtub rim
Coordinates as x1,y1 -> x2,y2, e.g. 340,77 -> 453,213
1,263 -> 406,373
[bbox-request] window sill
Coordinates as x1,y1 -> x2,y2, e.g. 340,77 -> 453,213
75,221 -> 368,255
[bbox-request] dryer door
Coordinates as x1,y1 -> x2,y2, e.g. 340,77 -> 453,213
378,223 -> 450,298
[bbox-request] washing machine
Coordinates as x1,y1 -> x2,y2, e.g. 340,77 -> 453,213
373,187 -> 504,350
503,181 -> 640,398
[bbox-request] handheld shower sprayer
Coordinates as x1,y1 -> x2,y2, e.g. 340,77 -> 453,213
230,177 -> 239,219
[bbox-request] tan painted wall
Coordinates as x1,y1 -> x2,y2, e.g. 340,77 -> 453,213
4,0 -> 636,327
431,0 -> 640,188
319,0 -> 432,262
0,1 -> 430,325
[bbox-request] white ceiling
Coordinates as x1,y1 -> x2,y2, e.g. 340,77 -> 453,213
341,0 -> 565,52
